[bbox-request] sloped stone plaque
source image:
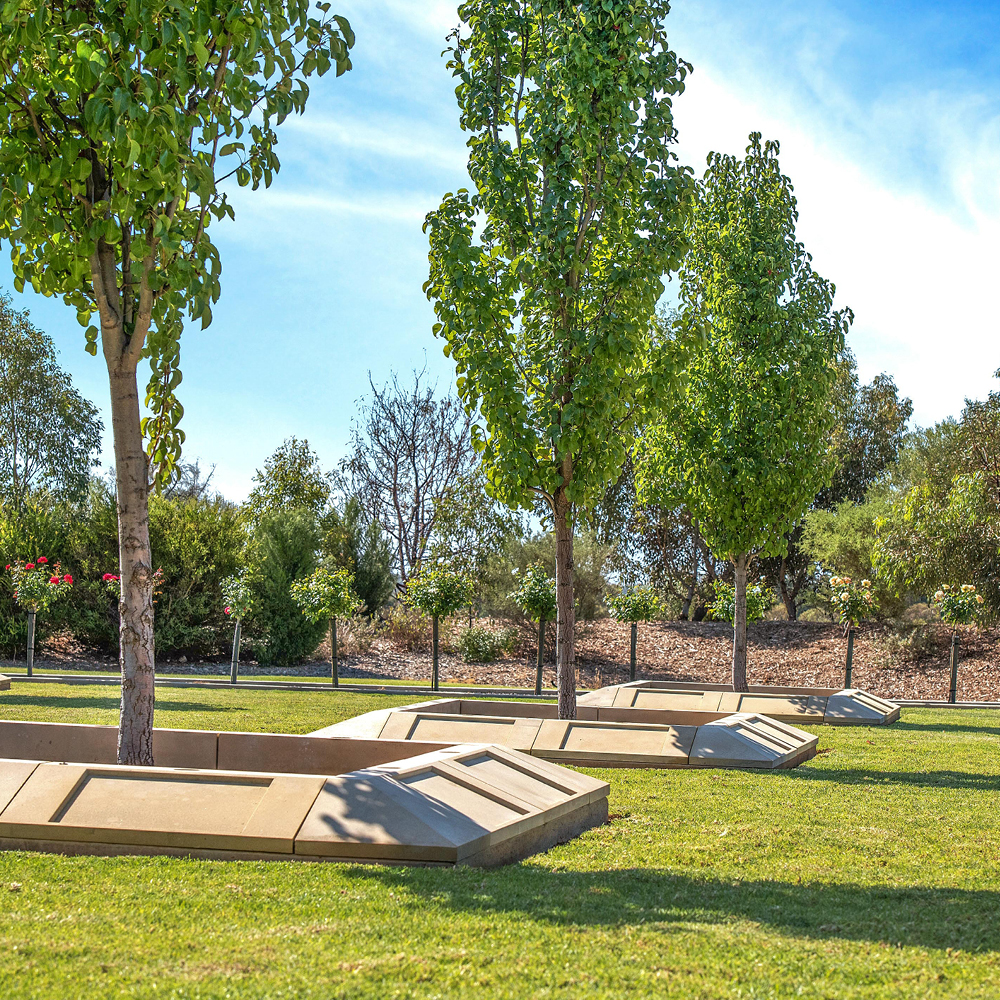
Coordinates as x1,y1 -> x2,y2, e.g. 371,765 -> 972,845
581,680 -> 900,725
316,700 -> 818,769
0,725 -> 609,867
0,674 -> 9,691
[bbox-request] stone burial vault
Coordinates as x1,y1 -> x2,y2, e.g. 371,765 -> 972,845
314,698 -> 820,769
0,720 -> 608,867
578,680 -> 901,726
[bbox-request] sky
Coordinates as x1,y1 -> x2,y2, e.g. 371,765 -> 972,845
5,0 -> 999,501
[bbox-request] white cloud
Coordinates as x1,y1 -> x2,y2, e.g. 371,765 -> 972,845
671,65 -> 1000,428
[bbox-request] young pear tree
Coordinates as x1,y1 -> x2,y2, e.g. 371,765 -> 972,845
0,2 -> 354,762
511,562 -> 556,695
291,566 -> 361,687
404,567 -> 472,692
606,585 -> 661,683
425,0 -> 692,718
635,134 -> 850,691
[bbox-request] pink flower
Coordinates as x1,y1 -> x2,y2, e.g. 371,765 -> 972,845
63,574 -> 73,584
49,575 -> 60,584
24,563 -> 34,570
224,607 -> 231,615
37,557 -> 47,565
4,565 -> 9,571
102,573 -> 117,582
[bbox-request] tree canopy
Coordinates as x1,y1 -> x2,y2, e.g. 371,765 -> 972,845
425,0 -> 692,717
636,134 -> 850,688
0,293 -> 102,509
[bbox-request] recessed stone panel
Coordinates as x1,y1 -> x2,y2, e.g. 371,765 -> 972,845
379,712 -> 542,752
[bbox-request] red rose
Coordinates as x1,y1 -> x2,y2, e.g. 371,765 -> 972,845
63,574 -> 73,584
4,565 -> 9,571
224,607 -> 231,615
37,557 -> 48,564
25,563 -> 34,570
102,573 -> 115,581
49,575 -> 60,584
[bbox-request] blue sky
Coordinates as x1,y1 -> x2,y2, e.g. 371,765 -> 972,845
5,0 -> 999,501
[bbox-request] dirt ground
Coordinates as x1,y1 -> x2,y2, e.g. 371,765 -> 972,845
8,618 -> 999,702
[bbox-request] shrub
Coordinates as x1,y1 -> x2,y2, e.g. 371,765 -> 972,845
457,625 -> 517,663
244,508 -> 326,667
510,563 -> 556,623
341,614 -> 378,655
378,605 -> 428,652
829,576 -> 878,628
933,583 -> 985,626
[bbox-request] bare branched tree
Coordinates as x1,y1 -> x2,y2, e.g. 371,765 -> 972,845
345,371 -> 476,587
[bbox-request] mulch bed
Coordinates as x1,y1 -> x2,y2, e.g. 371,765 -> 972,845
6,619 -> 998,702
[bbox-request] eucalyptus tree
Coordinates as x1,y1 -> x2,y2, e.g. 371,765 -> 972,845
424,0 -> 692,717
0,1 -> 354,762
0,293 -> 102,509
635,134 -> 850,691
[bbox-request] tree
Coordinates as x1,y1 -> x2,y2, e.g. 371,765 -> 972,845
244,508 -> 325,668
321,495 -> 395,617
635,134 -> 850,691
0,2 -> 354,763
606,585 -> 662,683
245,437 -> 334,526
511,562 -> 556,695
873,376 -> 1000,614
346,372 -> 475,588
760,357 -> 911,619
0,293 -> 102,509
425,1 -> 692,717
291,565 -> 361,686
404,566 -> 472,691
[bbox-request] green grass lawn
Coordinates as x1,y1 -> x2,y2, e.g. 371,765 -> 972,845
1,685 -> 999,999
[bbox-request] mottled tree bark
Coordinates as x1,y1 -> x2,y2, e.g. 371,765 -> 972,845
732,551 -> 749,693
109,360 -> 155,765
553,473 -> 576,720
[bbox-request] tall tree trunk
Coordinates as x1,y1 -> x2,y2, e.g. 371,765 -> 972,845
109,358 -> 155,765
553,480 -> 576,719
778,556 -> 797,620
732,551 -> 748,692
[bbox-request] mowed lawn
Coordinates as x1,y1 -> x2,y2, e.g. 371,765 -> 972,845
1,685 -> 999,999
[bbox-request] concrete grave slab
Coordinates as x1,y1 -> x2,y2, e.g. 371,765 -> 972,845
0,723 -> 609,867
315,699 -> 818,770
581,680 -> 900,725
0,674 -> 9,691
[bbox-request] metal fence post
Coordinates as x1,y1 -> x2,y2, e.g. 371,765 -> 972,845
949,633 -> 960,704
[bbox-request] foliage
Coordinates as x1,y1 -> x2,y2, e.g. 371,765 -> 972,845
0,2 -> 354,486
425,0 -> 691,512
0,293 -> 102,508
245,437 -> 334,526
510,563 -> 556,623
345,372 -> 475,586
636,134 -> 850,563
606,585 -> 662,624
873,377 -> 1000,615
221,574 -> 253,621
320,494 -> 395,616
456,624 -> 517,664
828,576 -> 877,628
6,556 -> 72,614
708,581 -> 772,625
378,606 -> 429,653
244,508 -> 325,667
932,584 -> 985,627
291,566 -> 361,624
404,566 -> 472,620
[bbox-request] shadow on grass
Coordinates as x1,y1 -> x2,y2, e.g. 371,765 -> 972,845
0,694 -> 240,713
893,719 -> 1000,736
347,865 -> 1000,953
781,766 -> 1000,791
